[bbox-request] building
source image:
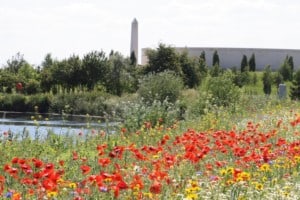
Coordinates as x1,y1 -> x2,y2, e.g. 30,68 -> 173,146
141,47 -> 300,70
130,18 -> 138,63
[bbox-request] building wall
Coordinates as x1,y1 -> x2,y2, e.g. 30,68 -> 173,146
142,47 -> 300,70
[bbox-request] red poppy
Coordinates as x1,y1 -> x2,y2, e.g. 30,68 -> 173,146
149,180 -> 161,194
80,165 -> 91,175
98,158 -> 111,167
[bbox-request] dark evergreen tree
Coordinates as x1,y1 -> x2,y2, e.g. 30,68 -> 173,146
290,69 -> 300,100
200,51 -> 206,62
248,53 -> 256,71
130,51 -> 137,66
240,55 -> 248,72
288,56 -> 294,72
198,55 -> 208,81
279,58 -> 293,81
262,65 -> 272,95
212,50 -> 220,66
179,52 -> 200,88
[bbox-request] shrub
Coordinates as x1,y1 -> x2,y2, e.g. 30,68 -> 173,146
25,79 -> 41,94
119,98 -> 180,131
290,69 -> 300,100
138,71 -> 183,104
49,91 -> 110,116
26,94 -> 52,113
205,71 -> 241,107
0,94 -> 27,112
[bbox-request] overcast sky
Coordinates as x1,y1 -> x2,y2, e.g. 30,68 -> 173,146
1,0 -> 300,65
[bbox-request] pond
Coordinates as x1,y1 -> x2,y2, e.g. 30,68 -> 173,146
0,111 -> 119,139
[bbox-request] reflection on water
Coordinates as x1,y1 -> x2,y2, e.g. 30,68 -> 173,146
0,111 -> 118,139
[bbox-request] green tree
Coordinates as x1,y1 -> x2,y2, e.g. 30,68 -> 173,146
200,51 -> 206,62
40,54 -> 55,92
262,65 -> 272,95
179,51 -> 200,88
290,69 -> 300,100
249,53 -> 256,71
212,50 -> 220,66
206,71 -> 240,107
240,55 -> 248,72
198,55 -> 208,83
145,43 -> 181,75
130,51 -> 137,66
5,52 -> 27,74
138,71 -> 183,104
210,64 -> 222,77
288,56 -> 294,72
273,72 -> 284,88
107,52 -> 125,96
82,51 -> 109,90
278,58 -> 293,81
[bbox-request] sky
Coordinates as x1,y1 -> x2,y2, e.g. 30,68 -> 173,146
1,0 -> 300,66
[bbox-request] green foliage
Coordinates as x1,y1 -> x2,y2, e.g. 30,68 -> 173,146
24,79 -> 41,94
0,94 -> 52,113
179,51 -> 200,88
249,53 -> 256,72
26,94 -> 52,113
0,94 -> 27,112
0,71 -> 17,93
240,55 -> 248,72
278,58 -> 293,81
129,51 -> 137,66
212,50 -> 220,66
200,51 -> 206,62
50,91 -> 111,115
119,98 -> 180,131
290,69 -> 300,100
233,70 -> 251,88
138,71 -> 183,104
145,43 -> 182,75
82,51 -> 109,90
198,56 -> 208,84
5,52 -> 27,74
262,65 -> 272,95
205,71 -> 241,107
273,72 -> 284,88
288,56 -> 294,72
209,64 -> 222,77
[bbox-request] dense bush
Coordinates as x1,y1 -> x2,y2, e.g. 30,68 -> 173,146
0,94 -> 52,113
138,71 -> 183,104
205,71 -> 241,107
49,91 -> 111,116
118,98 -> 180,131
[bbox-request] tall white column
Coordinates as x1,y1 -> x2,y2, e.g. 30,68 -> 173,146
130,18 -> 138,63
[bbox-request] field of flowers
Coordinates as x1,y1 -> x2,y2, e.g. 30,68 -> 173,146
1,102 -> 300,199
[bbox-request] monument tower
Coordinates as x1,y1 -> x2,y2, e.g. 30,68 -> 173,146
130,18 -> 138,63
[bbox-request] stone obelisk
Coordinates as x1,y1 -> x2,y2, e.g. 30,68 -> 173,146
130,18 -> 138,63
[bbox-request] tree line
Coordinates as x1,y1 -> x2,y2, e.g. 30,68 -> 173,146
0,43 -> 300,100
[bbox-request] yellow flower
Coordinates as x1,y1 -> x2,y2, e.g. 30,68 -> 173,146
238,172 -> 251,181
260,163 -> 271,172
143,192 -> 153,198
69,182 -> 77,189
219,169 -> 227,176
255,183 -> 264,191
226,167 -> 234,174
186,193 -> 198,200
261,176 -> 267,182
152,155 -> 159,159
47,191 -> 58,197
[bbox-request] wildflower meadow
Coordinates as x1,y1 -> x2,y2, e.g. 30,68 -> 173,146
1,99 -> 300,200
